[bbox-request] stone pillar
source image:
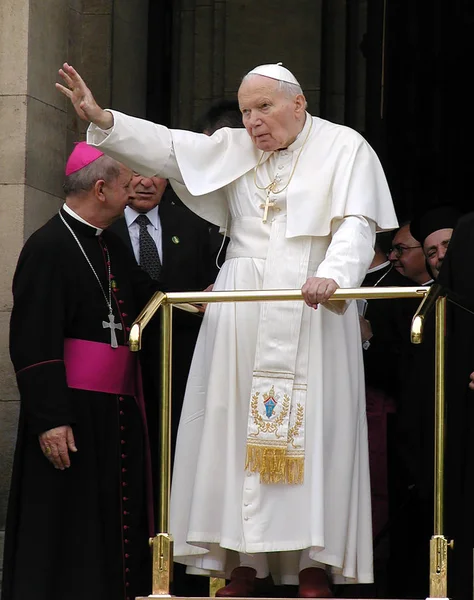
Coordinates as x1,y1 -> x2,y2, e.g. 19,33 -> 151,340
112,0 -> 150,117
170,0 -> 369,132
0,0 -> 68,588
170,0 -> 327,129
0,0 -> 119,587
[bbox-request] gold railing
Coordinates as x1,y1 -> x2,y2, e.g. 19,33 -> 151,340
131,285 -> 451,599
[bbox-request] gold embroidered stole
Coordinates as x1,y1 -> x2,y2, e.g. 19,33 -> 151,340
245,220 -> 311,484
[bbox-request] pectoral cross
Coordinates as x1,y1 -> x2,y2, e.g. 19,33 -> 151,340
102,312 -> 123,348
260,188 -> 277,224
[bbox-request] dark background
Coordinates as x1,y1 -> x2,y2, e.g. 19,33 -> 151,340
146,0 -> 474,223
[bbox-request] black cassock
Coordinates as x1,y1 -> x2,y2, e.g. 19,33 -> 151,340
2,208 -> 158,600
437,211 -> 474,600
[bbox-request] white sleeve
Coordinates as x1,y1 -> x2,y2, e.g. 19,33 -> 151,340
87,110 -> 184,182
316,215 -> 376,288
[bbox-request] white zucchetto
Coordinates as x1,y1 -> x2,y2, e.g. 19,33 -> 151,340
246,62 -> 301,86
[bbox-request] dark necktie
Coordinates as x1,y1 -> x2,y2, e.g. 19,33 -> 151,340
136,214 -> 162,280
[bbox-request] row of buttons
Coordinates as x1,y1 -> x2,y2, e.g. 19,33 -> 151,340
120,395 -> 132,599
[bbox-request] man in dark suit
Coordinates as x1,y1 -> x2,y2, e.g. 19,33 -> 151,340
109,173 -> 219,596
109,172 -> 220,438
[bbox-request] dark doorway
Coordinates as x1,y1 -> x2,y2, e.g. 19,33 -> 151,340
146,0 -> 174,125
381,0 -> 474,220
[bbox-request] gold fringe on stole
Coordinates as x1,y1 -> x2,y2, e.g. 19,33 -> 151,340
245,444 -> 304,485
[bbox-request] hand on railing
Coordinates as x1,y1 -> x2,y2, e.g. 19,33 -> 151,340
301,277 -> 339,309
193,284 -> 214,313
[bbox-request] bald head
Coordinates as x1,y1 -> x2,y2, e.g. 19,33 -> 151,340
238,74 -> 307,151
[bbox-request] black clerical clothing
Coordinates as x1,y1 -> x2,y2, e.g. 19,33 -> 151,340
361,264 -> 433,598
2,208 -> 158,600
362,263 -> 419,397
437,212 -> 474,600
388,277 -> 435,600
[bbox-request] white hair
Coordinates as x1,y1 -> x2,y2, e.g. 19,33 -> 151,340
241,73 -> 307,108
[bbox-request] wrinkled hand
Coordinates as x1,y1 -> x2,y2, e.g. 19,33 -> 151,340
55,63 -> 113,128
39,425 -> 78,470
359,315 -> 373,343
194,284 -> 214,313
469,372 -> 474,391
301,277 -> 339,309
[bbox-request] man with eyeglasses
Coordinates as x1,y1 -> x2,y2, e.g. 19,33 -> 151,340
388,223 -> 432,285
409,204 -> 461,279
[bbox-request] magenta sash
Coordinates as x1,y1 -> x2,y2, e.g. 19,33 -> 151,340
64,337 -> 154,536
64,338 -> 138,396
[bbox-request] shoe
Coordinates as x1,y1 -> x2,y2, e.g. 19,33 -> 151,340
298,567 -> 333,598
216,567 -> 274,597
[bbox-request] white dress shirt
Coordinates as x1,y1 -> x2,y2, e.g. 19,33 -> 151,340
124,205 -> 163,264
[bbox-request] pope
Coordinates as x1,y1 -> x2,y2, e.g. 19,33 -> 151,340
57,60 -> 398,598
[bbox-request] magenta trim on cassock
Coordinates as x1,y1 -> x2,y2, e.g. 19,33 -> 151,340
16,359 -> 63,376
63,338 -> 155,536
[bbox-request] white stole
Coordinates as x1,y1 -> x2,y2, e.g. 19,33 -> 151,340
245,220 -> 311,484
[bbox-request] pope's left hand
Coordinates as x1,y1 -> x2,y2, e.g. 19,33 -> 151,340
301,277 -> 339,309
469,371 -> 474,390
194,284 -> 214,313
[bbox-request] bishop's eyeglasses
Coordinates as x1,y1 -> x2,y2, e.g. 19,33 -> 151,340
388,244 -> 422,258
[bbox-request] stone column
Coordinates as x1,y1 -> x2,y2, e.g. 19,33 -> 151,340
171,0 -> 326,129
0,0 -> 118,587
0,0 -> 68,587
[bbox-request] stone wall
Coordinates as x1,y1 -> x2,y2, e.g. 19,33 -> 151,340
170,0 -> 368,132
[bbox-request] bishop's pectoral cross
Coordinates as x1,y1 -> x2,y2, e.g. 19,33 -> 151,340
102,312 -> 123,348
260,185 -> 277,224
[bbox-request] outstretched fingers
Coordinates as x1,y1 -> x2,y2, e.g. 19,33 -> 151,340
55,81 -> 72,99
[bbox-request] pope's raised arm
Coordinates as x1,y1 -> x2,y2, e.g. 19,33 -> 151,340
56,63 -> 113,129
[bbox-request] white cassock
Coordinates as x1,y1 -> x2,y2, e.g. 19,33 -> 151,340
88,112 -> 398,585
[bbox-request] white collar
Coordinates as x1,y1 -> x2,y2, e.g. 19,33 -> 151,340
367,260 -> 391,274
125,205 -> 160,229
286,112 -> 311,152
62,203 -> 103,236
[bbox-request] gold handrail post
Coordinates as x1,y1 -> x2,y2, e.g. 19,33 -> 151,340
149,302 -> 173,598
128,285 -> 431,599
429,295 -> 453,598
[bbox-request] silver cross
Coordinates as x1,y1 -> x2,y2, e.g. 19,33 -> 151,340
102,313 -> 123,348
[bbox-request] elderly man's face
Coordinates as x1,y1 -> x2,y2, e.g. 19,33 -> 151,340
423,228 -> 453,279
129,174 -> 168,213
238,76 -> 306,151
388,224 -> 427,283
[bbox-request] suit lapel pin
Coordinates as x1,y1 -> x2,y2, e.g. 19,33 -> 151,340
172,236 -> 180,244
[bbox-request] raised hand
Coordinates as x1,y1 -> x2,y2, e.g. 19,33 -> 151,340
55,62 -> 113,129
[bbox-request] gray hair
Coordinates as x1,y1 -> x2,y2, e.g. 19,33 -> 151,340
241,73 -> 307,108
63,154 -> 122,196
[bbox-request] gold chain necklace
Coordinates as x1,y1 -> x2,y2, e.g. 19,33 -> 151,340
253,117 -> 313,223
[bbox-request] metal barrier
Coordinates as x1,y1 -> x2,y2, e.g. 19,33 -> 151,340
130,285 -> 451,599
